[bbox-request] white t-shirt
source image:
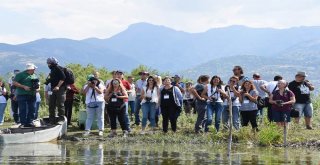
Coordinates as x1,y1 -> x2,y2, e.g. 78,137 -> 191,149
128,83 -> 136,101
0,87 -> 7,103
84,84 -> 106,104
206,84 -> 224,103
266,81 -> 278,94
36,92 -> 41,102
252,79 -> 267,98
141,86 -> 159,104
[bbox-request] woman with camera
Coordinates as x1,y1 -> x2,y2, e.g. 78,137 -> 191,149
269,80 -> 295,127
0,80 -> 8,125
82,76 -> 106,136
237,80 -> 259,131
104,78 -> 129,137
140,76 -> 160,134
159,77 -> 183,133
222,76 -> 241,130
201,75 -> 226,132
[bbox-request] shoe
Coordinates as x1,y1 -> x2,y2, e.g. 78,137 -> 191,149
306,125 -> 313,130
25,123 -> 35,127
123,131 -> 128,138
98,131 -> 103,136
108,132 -> 117,138
83,131 -> 90,136
140,130 -> 145,135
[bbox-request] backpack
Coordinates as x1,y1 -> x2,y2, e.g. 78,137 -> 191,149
62,67 -> 75,85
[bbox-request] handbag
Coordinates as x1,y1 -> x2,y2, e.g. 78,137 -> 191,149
256,96 -> 266,107
290,108 -> 300,118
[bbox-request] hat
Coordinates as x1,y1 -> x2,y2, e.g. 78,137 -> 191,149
296,71 -> 308,77
139,71 -> 149,75
116,70 -> 124,74
47,57 -> 59,65
253,73 -> 260,78
25,63 -> 37,70
173,75 -> 180,78
87,74 -> 94,80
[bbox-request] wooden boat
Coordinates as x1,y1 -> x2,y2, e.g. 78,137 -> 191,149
0,117 -> 67,144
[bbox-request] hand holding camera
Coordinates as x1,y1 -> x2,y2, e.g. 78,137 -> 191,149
275,100 -> 284,107
145,97 -> 152,102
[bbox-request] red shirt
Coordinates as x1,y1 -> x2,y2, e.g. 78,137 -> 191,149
66,84 -> 80,100
121,79 -> 131,102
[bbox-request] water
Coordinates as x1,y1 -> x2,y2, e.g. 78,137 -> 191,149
0,142 -> 319,164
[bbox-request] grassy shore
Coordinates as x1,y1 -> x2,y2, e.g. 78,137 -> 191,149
1,96 -> 320,147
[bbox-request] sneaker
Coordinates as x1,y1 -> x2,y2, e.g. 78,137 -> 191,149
83,131 -> 90,136
123,131 -> 128,138
140,130 -> 145,135
98,131 -> 103,136
306,125 -> 313,130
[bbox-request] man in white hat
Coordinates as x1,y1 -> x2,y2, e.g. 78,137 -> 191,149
13,63 -> 39,127
288,71 -> 315,129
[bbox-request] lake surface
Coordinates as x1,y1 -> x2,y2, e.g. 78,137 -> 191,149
0,142 -> 319,164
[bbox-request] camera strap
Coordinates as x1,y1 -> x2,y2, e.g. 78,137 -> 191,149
90,87 -> 97,102
146,86 -> 154,97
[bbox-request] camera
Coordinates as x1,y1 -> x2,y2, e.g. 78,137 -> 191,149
275,100 -> 284,107
231,97 -> 237,102
31,78 -> 40,90
88,77 -> 100,86
145,97 -> 152,102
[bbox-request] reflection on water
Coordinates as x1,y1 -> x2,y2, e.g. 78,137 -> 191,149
0,142 -> 320,164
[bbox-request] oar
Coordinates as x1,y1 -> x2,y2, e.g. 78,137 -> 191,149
227,86 -> 233,157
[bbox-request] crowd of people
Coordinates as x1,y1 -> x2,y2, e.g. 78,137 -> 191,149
0,58 -> 316,138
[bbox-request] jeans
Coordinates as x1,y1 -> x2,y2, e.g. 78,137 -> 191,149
128,101 -> 135,115
141,102 -> 156,128
49,86 -> 66,123
65,99 -> 74,125
85,102 -> 105,131
194,101 -> 207,132
161,105 -> 179,132
11,99 -> 20,123
0,103 -> 7,124
222,105 -> 240,130
34,101 -> 40,119
205,102 -> 223,132
17,95 -> 36,126
134,96 -> 142,124
107,105 -> 127,130
124,102 -> 131,131
294,103 -> 313,118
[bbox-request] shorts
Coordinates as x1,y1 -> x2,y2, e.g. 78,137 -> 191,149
294,103 -> 313,118
272,110 -> 291,122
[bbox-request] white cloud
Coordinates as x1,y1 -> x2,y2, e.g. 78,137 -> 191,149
1,0 -> 320,44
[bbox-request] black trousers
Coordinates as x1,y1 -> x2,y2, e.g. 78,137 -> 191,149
161,105 -> 178,133
107,106 -> 127,131
240,110 -> 258,129
64,99 -> 73,125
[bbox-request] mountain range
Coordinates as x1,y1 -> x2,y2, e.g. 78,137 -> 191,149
0,22 -> 320,85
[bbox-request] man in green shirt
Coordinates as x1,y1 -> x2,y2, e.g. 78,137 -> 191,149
13,63 -> 39,127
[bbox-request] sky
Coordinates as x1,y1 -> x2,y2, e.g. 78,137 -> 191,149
1,0 -> 320,44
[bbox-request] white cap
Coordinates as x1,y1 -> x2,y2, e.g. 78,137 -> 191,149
26,63 -> 37,70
